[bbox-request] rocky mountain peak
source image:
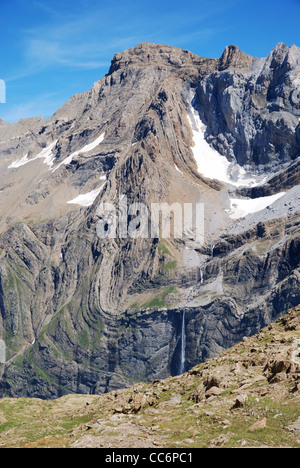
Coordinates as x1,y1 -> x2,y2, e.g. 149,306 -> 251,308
263,42 -> 300,77
108,41 -> 218,77
273,41 -> 290,55
219,44 -> 254,71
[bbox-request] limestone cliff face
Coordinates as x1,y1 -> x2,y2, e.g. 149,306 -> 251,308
0,42 -> 299,398
197,43 -> 300,170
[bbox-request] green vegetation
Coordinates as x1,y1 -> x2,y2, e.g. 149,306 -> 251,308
157,241 -> 171,256
0,397 -> 95,448
78,329 -> 90,349
141,286 -> 178,309
162,260 -> 177,271
0,307 -> 299,448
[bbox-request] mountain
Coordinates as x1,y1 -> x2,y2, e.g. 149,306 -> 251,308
0,305 -> 299,448
0,42 -> 299,399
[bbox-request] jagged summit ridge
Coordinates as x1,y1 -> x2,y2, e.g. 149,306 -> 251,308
108,41 -> 300,76
108,41 -> 254,77
108,41 -> 217,73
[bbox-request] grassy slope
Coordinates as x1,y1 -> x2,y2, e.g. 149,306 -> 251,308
0,306 -> 299,448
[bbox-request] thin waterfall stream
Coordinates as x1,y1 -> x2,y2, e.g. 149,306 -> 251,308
200,268 -> 204,284
179,309 -> 186,375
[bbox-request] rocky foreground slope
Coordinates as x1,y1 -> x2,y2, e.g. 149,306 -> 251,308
0,41 -> 299,398
0,306 -> 299,448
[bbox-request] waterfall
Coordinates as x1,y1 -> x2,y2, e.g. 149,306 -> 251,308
210,244 -> 215,258
179,310 -> 186,375
200,268 -> 204,284
0,340 -> 6,364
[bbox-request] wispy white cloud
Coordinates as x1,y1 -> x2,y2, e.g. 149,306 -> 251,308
24,39 -> 109,69
2,0 -> 243,122
0,92 -> 65,122
11,1 -> 232,80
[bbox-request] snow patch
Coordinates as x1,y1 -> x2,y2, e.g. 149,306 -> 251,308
8,141 -> 58,169
229,192 -> 286,219
175,164 -> 183,175
53,132 -> 105,172
67,184 -> 105,207
8,153 -> 29,169
187,104 -> 264,187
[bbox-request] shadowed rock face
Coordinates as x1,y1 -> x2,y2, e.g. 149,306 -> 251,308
197,43 -> 300,170
0,42 -> 299,399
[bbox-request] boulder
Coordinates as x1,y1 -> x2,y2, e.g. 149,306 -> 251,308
232,394 -> 248,409
205,386 -> 223,398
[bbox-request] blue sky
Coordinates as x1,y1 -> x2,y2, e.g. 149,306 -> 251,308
0,0 -> 299,123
